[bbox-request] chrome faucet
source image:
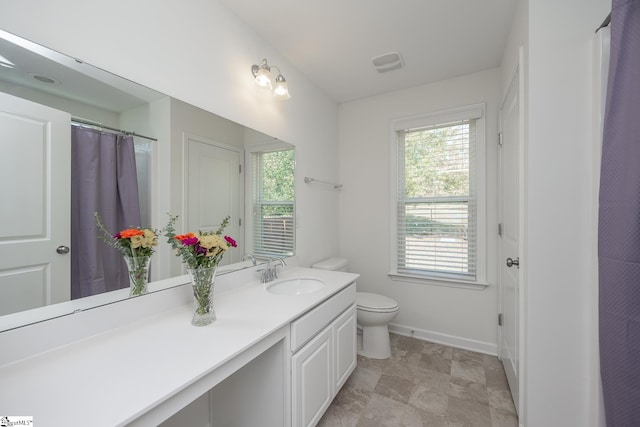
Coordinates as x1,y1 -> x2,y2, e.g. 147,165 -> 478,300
242,253 -> 257,266
259,257 -> 286,283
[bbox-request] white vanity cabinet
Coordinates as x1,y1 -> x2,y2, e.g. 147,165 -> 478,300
290,283 -> 357,427
0,266 -> 360,427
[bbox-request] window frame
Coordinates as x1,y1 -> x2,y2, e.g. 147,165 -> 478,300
246,142 -> 296,260
389,104 -> 487,288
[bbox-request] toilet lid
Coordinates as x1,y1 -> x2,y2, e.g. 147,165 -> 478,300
311,257 -> 348,270
356,292 -> 399,311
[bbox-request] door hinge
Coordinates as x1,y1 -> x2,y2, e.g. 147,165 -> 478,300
498,132 -> 504,146
498,313 -> 503,326
498,223 -> 503,237
239,164 -> 242,174
239,218 -> 242,227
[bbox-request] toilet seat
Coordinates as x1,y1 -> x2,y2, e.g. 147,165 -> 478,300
356,292 -> 399,313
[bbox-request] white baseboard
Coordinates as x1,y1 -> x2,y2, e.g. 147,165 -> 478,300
388,323 -> 498,356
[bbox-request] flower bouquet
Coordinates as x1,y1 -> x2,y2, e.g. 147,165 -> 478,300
95,213 -> 158,296
163,214 -> 237,325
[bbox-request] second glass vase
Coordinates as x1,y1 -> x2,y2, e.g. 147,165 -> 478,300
187,265 -> 217,326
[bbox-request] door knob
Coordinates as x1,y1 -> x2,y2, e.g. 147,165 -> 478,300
506,257 -> 519,268
56,245 -> 70,254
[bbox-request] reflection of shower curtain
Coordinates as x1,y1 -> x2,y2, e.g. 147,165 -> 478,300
598,0 -> 640,425
71,126 -> 142,299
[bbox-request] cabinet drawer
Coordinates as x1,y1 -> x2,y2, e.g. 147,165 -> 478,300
290,282 -> 356,352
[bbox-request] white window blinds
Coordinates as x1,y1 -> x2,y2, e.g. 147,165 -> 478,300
252,149 -> 295,258
396,118 -> 478,281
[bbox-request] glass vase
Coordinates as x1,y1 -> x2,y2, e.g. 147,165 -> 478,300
187,265 -> 218,326
124,255 -> 151,297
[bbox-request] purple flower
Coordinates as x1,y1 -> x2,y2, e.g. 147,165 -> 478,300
194,244 -> 207,255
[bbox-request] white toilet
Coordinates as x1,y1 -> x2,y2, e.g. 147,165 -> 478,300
311,257 -> 399,359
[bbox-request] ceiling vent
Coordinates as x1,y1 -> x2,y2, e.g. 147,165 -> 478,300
371,51 -> 404,73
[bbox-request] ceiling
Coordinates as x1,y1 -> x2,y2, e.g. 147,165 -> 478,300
219,0 -> 518,103
0,29 -> 164,113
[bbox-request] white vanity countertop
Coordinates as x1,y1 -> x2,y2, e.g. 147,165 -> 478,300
0,267 -> 359,426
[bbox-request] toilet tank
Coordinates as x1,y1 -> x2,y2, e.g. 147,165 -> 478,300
311,257 -> 348,272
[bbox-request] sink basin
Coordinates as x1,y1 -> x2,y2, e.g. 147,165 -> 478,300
266,277 -> 325,295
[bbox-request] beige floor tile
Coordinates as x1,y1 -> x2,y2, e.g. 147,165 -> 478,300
325,335 -> 518,427
357,353 -> 389,373
452,348 -> 486,368
445,395 -> 492,427
395,335 -> 427,353
482,354 -> 503,370
488,389 -> 517,415
382,357 -> 417,381
490,408 -> 519,427
317,403 -> 361,427
357,393 -> 409,427
335,381 -> 373,414
423,341 -> 454,360
401,405 -> 449,427
485,366 -> 510,392
451,360 -> 486,385
374,374 -> 415,404
420,353 -> 452,374
408,384 -> 449,415
448,376 -> 489,405
346,365 -> 383,392
390,346 -> 424,366
406,363 -> 451,393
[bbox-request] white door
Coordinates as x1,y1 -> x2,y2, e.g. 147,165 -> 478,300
0,92 -> 71,316
498,54 -> 524,413
185,134 -> 242,266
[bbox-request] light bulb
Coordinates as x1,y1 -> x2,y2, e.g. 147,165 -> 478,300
273,74 -> 290,100
254,67 -> 272,90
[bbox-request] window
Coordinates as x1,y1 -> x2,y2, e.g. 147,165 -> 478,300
251,147 -> 295,258
392,105 -> 486,284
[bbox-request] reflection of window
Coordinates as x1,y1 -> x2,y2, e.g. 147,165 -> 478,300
252,148 -> 295,258
392,105 -> 485,284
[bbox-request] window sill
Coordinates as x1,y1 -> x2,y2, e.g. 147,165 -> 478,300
388,272 -> 490,290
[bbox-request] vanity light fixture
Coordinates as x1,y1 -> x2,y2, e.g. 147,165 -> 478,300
251,58 -> 290,100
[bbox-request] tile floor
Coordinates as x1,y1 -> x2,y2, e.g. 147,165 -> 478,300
318,334 -> 518,427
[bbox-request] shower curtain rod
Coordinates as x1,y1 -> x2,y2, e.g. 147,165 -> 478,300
71,117 -> 158,142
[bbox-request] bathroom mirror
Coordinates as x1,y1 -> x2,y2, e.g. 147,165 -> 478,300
0,29 -> 294,330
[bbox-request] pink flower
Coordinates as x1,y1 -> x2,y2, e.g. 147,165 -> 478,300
181,237 -> 199,246
224,235 -> 237,247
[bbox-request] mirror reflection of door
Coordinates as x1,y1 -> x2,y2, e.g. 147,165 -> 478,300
0,92 -> 71,316
185,133 -> 242,268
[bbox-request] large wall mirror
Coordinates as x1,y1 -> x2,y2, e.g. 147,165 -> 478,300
0,29 -> 295,331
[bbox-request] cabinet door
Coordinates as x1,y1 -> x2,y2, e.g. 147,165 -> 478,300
292,325 -> 333,427
334,305 -> 357,391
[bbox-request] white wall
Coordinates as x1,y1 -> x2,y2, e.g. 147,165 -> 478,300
0,0 -> 340,268
338,68 -> 501,353
525,0 -> 609,425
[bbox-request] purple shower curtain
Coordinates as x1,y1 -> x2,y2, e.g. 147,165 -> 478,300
598,0 -> 640,425
71,126 -> 142,299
